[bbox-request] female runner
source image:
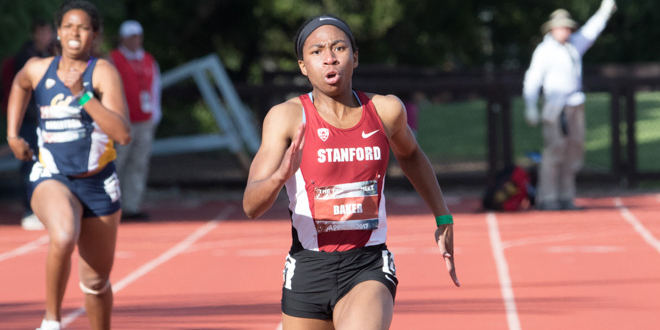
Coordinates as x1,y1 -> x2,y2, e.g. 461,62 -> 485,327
244,14 -> 459,329
6,1 -> 130,329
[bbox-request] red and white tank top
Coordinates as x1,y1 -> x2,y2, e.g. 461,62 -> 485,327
284,91 -> 390,252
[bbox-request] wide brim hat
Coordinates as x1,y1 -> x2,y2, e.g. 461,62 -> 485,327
541,9 -> 578,34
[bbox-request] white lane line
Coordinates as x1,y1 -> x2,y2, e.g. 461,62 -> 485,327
0,235 -> 48,263
62,205 -> 235,327
545,245 -> 625,253
615,198 -> 660,255
487,212 -> 522,330
502,233 -> 580,249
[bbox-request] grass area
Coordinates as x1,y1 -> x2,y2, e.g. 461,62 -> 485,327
414,99 -> 488,164
415,91 -> 660,173
156,99 -> 219,139
635,92 -> 660,172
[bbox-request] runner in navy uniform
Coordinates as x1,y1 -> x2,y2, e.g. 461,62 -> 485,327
244,14 -> 460,329
6,1 -> 130,329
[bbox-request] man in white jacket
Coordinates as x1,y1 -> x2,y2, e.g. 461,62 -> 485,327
523,0 -> 616,210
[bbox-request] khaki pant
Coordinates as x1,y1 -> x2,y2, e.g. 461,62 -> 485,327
537,104 -> 585,205
115,120 -> 156,214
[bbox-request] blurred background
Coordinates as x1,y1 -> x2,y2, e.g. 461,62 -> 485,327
1,0 -> 659,201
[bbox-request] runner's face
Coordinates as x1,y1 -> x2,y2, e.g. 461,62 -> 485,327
58,9 -> 96,57
298,25 -> 358,92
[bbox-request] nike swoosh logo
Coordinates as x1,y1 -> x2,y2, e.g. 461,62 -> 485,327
362,130 -> 379,138
319,17 -> 338,21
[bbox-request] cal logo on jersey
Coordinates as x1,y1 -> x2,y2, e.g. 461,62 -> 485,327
318,128 -> 329,141
50,93 -> 75,107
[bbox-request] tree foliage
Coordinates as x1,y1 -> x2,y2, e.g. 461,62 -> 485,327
0,0 -> 656,83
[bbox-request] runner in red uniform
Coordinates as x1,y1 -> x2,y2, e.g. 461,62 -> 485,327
243,14 -> 460,330
287,90 -> 390,253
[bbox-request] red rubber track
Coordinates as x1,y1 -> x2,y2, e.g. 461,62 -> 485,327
1,192 -> 659,329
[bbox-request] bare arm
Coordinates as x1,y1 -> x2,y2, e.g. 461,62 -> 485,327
68,59 -> 131,145
243,100 -> 304,219
372,93 -> 460,287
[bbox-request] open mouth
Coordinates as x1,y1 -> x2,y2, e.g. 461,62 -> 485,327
68,40 -> 81,49
324,71 -> 339,84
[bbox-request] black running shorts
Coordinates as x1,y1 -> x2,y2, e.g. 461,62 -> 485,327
281,244 -> 398,320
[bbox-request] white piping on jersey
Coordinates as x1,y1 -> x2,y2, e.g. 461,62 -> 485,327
286,170 -> 320,251
366,175 -> 388,247
304,90 -> 362,122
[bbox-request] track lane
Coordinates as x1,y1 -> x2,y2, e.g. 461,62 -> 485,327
388,210 -> 508,329
495,196 -> 660,330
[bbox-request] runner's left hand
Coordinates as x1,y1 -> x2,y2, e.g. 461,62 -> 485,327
435,224 -> 460,287
63,67 -> 85,96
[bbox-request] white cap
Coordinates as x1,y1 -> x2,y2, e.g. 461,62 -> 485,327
119,20 -> 143,37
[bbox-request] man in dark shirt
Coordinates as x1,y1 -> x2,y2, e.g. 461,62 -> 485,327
13,19 -> 56,230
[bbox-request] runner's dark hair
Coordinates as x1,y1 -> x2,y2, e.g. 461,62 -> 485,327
54,0 -> 102,32
293,14 -> 357,60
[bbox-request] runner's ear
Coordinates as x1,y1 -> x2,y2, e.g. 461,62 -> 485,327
298,59 -> 308,76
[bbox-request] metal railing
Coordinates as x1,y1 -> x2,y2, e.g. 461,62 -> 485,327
236,63 -> 660,187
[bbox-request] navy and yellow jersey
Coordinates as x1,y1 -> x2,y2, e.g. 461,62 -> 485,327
33,56 -> 116,176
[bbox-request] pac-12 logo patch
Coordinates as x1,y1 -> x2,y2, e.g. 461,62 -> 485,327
317,128 -> 329,142
45,78 -> 56,89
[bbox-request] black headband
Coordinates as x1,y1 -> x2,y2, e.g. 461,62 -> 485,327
295,16 -> 355,59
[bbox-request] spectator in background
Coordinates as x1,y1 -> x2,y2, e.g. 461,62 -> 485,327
2,20 -> 56,112
7,19 -> 56,230
523,0 -> 616,211
110,20 -> 161,221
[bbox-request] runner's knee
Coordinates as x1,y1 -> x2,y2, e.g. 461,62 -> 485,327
79,279 -> 111,295
49,230 -> 78,255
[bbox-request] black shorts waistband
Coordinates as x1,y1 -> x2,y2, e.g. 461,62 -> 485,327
289,243 -> 387,258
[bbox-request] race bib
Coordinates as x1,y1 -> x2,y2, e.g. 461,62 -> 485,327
313,180 -> 379,233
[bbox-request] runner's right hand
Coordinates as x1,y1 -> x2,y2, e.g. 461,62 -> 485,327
8,137 -> 34,162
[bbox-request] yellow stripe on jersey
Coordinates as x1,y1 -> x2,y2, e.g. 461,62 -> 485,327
97,139 -> 117,170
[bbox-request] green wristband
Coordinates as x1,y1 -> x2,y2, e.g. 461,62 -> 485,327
78,91 -> 94,107
435,214 -> 454,226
